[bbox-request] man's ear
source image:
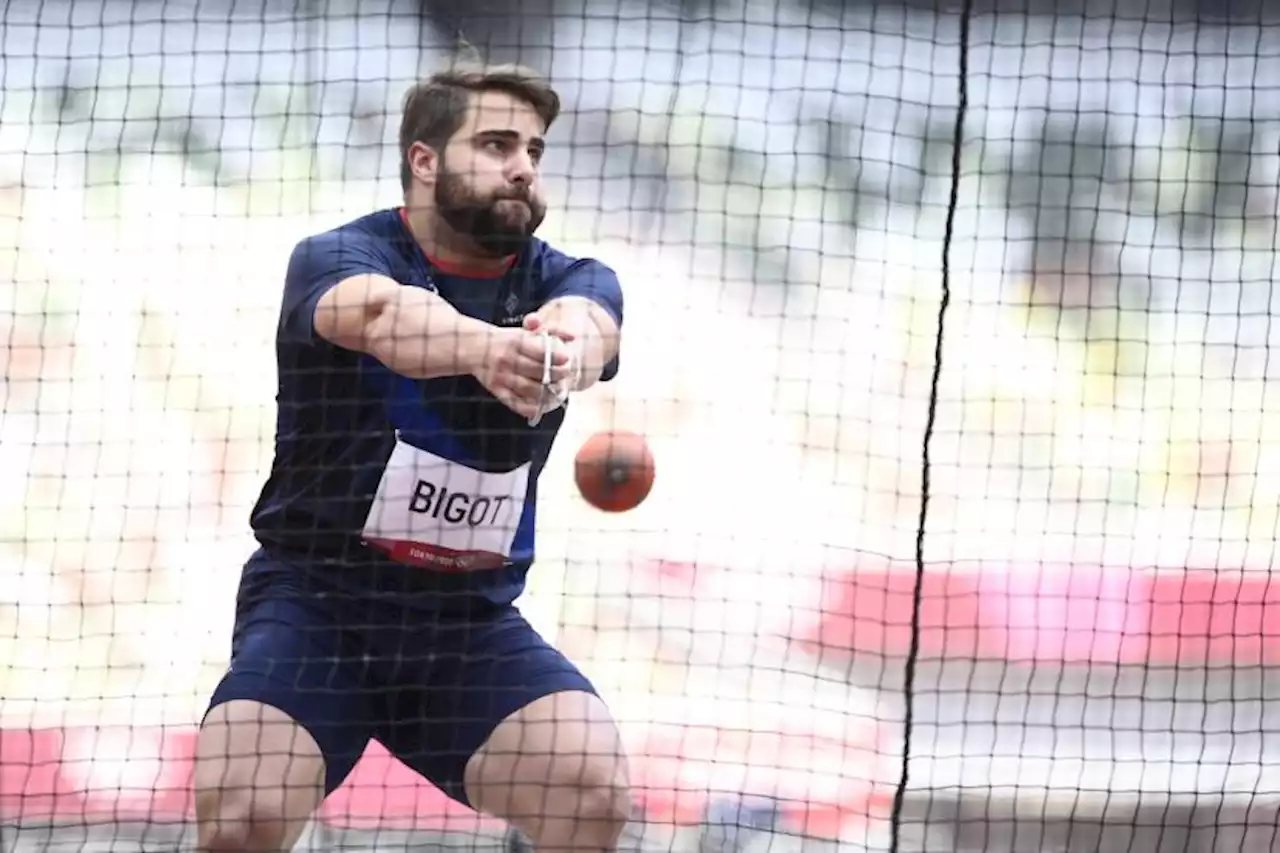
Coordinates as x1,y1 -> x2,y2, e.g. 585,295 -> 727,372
406,141 -> 439,187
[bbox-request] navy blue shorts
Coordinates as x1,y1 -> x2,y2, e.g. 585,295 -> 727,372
204,559 -> 596,807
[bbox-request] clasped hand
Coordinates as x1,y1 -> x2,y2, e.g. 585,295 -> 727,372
473,315 -> 578,421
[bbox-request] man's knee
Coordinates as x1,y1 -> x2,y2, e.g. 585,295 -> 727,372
501,763 -> 631,851
194,699 -> 326,853
196,785 -> 296,852
572,769 -> 632,847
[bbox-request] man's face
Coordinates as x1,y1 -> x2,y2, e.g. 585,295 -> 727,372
435,90 -> 548,257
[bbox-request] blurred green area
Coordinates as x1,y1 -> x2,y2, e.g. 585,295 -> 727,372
8,34 -> 1280,520
3,5 -> 1280,721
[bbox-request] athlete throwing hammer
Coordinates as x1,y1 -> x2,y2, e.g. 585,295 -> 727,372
195,63 -> 629,852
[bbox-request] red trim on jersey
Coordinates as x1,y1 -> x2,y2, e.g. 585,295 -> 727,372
398,207 -> 516,278
364,536 -> 507,572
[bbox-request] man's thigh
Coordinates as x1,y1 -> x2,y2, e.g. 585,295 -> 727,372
202,596 -> 378,798
462,688 -> 632,849
376,605 -> 626,812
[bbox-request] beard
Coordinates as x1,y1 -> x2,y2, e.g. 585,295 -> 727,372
434,162 -> 546,258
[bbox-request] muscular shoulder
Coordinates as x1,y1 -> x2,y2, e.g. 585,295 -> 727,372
280,209 -> 410,345
521,239 -> 617,297
297,209 -> 405,263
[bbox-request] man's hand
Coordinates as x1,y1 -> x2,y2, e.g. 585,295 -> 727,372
529,297 -> 619,391
523,315 -> 583,419
472,325 -> 575,421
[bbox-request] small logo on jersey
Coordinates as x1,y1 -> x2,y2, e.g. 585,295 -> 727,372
498,293 -> 528,327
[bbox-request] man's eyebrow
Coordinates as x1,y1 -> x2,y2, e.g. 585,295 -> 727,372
474,129 -> 546,151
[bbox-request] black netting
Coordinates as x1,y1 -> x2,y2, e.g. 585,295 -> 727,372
3,1 -> 1280,851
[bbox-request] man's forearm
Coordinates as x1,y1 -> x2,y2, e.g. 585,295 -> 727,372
571,329 -> 611,390
362,279 -> 495,380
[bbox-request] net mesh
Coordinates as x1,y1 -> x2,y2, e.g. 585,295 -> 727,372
4,0 -> 1280,851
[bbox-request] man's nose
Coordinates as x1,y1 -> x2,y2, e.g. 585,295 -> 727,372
506,150 -> 536,185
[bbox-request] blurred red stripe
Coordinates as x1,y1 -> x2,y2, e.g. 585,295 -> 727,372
796,560 -> 1280,666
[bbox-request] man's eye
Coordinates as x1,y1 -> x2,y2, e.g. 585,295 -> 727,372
484,139 -> 507,153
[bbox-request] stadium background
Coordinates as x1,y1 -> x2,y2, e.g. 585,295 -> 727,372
4,0 -> 1280,850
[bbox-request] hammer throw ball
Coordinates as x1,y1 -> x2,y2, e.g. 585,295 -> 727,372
573,430 -> 656,513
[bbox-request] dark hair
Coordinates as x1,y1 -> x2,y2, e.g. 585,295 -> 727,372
398,61 -> 561,191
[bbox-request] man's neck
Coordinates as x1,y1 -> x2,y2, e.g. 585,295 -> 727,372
400,203 -> 515,277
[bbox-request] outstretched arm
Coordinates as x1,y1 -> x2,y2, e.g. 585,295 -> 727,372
314,273 -> 494,379
284,231 -> 495,379
316,275 -> 571,418
282,233 -> 569,415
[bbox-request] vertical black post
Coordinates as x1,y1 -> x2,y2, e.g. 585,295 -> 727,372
886,0 -> 972,850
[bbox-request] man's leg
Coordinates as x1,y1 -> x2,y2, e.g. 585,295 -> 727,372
195,597 -> 375,852
379,606 -> 631,853
465,689 -> 631,853
195,700 -> 325,852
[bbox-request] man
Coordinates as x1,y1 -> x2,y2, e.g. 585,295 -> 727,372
194,62 -> 630,852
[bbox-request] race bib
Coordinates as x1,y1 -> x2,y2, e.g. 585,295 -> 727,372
361,437 -> 530,572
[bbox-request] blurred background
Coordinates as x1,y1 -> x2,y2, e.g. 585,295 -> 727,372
4,0 -> 1280,850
